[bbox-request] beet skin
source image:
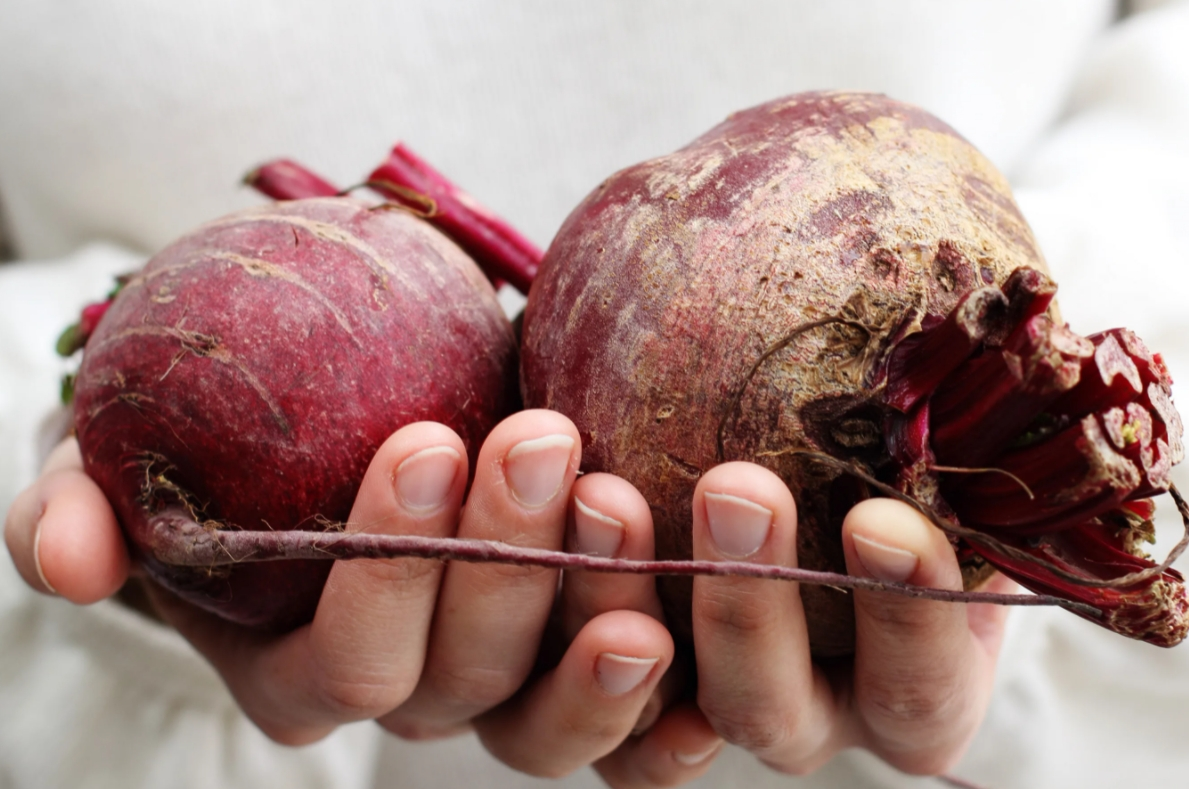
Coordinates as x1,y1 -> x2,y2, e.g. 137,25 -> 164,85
74,197 -> 519,629
521,92 -> 1073,656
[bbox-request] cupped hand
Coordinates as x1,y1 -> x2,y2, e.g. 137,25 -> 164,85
3,412 -> 681,781
517,460 -> 1010,785
4,420 -> 1008,784
687,462 -> 1011,775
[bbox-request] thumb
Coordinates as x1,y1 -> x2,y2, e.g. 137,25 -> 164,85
4,439 -> 129,603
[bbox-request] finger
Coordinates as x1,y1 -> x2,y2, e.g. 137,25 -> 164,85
164,422 -> 467,744
4,439 -> 128,602
42,437 -> 86,474
474,610 -> 672,779
594,704 -> 723,789
843,498 -> 1000,774
384,409 -> 580,730
690,462 -> 843,772
966,570 -> 1016,655
562,472 -> 665,639
560,473 -> 676,735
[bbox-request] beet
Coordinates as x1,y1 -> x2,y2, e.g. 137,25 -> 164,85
72,196 -> 519,629
520,91 -> 1188,654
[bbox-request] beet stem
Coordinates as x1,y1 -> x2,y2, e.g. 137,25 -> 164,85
882,286 -> 1006,413
943,413 -> 1139,532
243,159 -> 341,200
147,509 -> 1097,615
929,315 -> 1092,467
366,143 -> 542,294
797,451 -> 1189,592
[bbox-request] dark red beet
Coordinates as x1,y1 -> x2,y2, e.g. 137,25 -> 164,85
73,197 -> 518,629
520,91 -> 1188,653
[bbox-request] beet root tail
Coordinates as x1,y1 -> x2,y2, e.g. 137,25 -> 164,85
145,508 -> 1097,615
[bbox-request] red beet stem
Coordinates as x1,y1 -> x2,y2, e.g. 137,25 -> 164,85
1110,328 -> 1172,388
56,278 -> 128,359
1102,403 -> 1156,476
144,508 -> 1096,615
930,315 -> 1093,468
882,286 -> 1008,413
874,270 -> 1187,645
366,143 -> 541,294
968,522 -> 1189,647
244,159 -> 341,200
1050,333 -> 1145,420
944,412 -> 1140,532
242,154 -> 516,290
989,266 -> 1058,346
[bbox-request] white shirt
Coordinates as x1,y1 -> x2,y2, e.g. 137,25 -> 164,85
3,1 -> 1188,786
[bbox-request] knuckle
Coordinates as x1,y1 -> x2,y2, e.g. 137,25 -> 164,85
424,662 -> 518,713
862,599 -> 947,632
480,559 -> 555,584
315,674 -> 412,721
863,677 -> 962,729
317,681 -> 392,720
352,555 -> 442,588
695,583 -> 782,639
860,675 -> 976,764
556,706 -> 623,745
701,706 -> 793,755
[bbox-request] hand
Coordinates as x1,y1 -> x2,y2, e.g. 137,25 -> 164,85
683,462 -> 1009,775
514,460 -> 1008,784
2,412 -> 690,782
527,461 -> 1012,783
477,470 -> 725,786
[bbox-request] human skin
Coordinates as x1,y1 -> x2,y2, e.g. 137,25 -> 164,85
5,410 -> 1009,782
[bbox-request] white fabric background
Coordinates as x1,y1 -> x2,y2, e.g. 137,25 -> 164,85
2,1 -> 1188,787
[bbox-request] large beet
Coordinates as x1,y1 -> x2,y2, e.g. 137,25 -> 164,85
74,197 -> 519,629
521,91 -> 1187,654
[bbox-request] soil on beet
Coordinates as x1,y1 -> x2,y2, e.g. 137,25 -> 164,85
521,91 -> 1050,655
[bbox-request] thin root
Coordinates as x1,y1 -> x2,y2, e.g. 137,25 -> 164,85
147,509 -> 1097,615
716,317 -> 874,462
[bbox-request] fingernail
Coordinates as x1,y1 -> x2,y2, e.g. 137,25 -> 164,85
573,497 -> 625,557
673,742 -> 722,766
595,653 -> 659,696
395,446 -> 461,512
704,492 -> 772,557
504,434 -> 574,508
33,517 -> 58,595
852,533 -> 919,582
